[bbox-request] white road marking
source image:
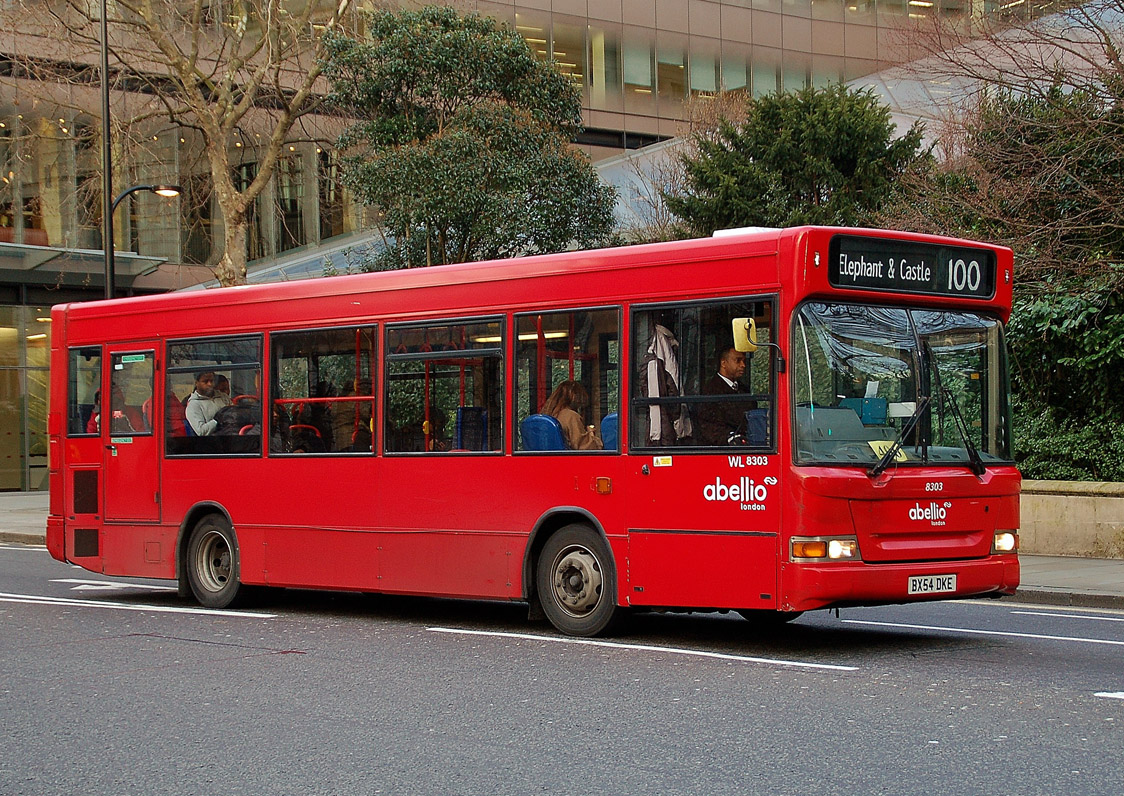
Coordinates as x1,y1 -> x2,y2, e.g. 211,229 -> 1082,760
0,591 -> 275,618
1011,610 -> 1124,623
0,543 -> 45,551
844,619 -> 1124,647
429,627 -> 858,671
954,599 -> 1124,614
1094,692 -> 1124,700
52,578 -> 177,592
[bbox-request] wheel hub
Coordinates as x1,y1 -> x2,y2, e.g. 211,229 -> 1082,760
197,531 -> 231,592
551,546 -> 603,617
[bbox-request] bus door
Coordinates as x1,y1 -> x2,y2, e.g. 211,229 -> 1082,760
624,449 -> 782,611
102,346 -> 160,523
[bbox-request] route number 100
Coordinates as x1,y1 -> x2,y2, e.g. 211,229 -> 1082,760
947,258 -> 982,293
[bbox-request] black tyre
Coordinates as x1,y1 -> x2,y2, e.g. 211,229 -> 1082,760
536,524 -> 621,637
185,513 -> 242,608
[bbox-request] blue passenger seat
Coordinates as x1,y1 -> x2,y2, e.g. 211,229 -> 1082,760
600,412 -> 618,450
521,414 -> 566,451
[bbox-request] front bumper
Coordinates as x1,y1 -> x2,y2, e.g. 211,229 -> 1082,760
780,555 -> 1020,612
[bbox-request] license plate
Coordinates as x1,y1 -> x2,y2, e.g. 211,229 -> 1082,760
908,574 -> 957,595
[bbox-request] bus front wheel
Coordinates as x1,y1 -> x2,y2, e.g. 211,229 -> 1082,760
737,609 -> 803,628
537,524 -> 620,637
186,514 -> 241,609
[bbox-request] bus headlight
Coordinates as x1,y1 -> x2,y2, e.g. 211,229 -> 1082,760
791,536 -> 860,562
993,531 -> 1018,553
828,539 -> 857,559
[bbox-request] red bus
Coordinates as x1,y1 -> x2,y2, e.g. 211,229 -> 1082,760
47,226 -> 1020,636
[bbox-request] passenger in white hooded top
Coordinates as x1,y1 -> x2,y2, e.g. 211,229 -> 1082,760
185,371 -> 226,436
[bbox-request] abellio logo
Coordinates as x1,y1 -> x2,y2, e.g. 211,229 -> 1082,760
910,501 -> 952,526
704,476 -> 774,504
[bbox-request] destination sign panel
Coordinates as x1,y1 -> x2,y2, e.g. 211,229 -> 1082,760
828,235 -> 997,299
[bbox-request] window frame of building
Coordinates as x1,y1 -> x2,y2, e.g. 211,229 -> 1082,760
276,151 -> 306,254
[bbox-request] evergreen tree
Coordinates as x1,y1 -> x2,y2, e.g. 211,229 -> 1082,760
321,6 -> 617,269
665,84 -> 926,234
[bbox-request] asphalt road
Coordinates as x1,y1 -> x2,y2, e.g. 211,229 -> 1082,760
2,542 -> 1122,796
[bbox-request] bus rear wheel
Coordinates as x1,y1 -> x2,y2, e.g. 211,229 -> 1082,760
537,524 -> 620,637
186,513 -> 241,609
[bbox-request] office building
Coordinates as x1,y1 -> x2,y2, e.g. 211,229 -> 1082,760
0,0 -> 1056,490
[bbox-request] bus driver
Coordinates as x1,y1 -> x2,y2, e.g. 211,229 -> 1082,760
696,347 -> 755,445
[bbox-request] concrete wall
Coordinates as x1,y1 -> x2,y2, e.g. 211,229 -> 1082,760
1021,481 -> 1124,559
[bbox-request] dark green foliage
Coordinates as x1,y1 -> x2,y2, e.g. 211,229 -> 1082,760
1008,275 -> 1124,423
1012,397 -> 1124,481
1008,280 -> 1124,479
878,79 -> 1124,480
665,84 -> 927,234
320,6 -> 617,268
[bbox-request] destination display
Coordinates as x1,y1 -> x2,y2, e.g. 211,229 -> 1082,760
828,235 -> 997,299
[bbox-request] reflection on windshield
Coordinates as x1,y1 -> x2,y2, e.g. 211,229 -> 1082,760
793,302 -> 1012,469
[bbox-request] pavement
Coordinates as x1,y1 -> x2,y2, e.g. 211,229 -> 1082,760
3,491 -> 1122,609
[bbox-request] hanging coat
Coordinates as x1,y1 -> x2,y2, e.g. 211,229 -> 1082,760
639,324 -> 693,445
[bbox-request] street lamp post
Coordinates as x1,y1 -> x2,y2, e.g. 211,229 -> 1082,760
103,184 -> 182,300
99,0 -> 113,299
99,0 -> 182,299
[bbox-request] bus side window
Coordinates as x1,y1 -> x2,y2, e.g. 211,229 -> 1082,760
67,347 -> 101,436
166,336 -> 262,456
271,326 -> 376,455
514,308 -> 620,452
385,318 -> 504,454
630,299 -> 776,450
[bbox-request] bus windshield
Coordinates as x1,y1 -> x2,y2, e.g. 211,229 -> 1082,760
793,302 -> 1012,469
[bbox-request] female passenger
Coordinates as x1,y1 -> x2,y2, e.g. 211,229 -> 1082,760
541,380 -> 603,451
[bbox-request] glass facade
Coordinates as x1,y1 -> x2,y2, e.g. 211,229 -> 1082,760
276,153 -> 306,254
0,306 -> 50,491
478,0 -> 1060,158
0,0 -> 1062,290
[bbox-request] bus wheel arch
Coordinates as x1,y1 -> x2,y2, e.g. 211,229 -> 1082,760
529,514 -> 621,637
177,503 -> 241,608
523,508 -> 608,601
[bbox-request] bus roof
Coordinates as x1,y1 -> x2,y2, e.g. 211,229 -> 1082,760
52,226 -> 1013,334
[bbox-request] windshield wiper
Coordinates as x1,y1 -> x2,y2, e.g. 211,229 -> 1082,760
938,386 -> 986,476
868,394 -> 931,478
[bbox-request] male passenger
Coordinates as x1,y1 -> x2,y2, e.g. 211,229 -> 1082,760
696,347 -> 755,445
113,383 -> 147,432
185,371 -> 225,436
88,385 -> 145,433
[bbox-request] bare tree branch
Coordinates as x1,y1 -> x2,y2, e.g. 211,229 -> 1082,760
1,0 -> 358,284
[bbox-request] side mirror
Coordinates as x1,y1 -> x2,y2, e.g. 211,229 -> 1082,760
732,318 -> 759,353
732,317 -> 785,373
